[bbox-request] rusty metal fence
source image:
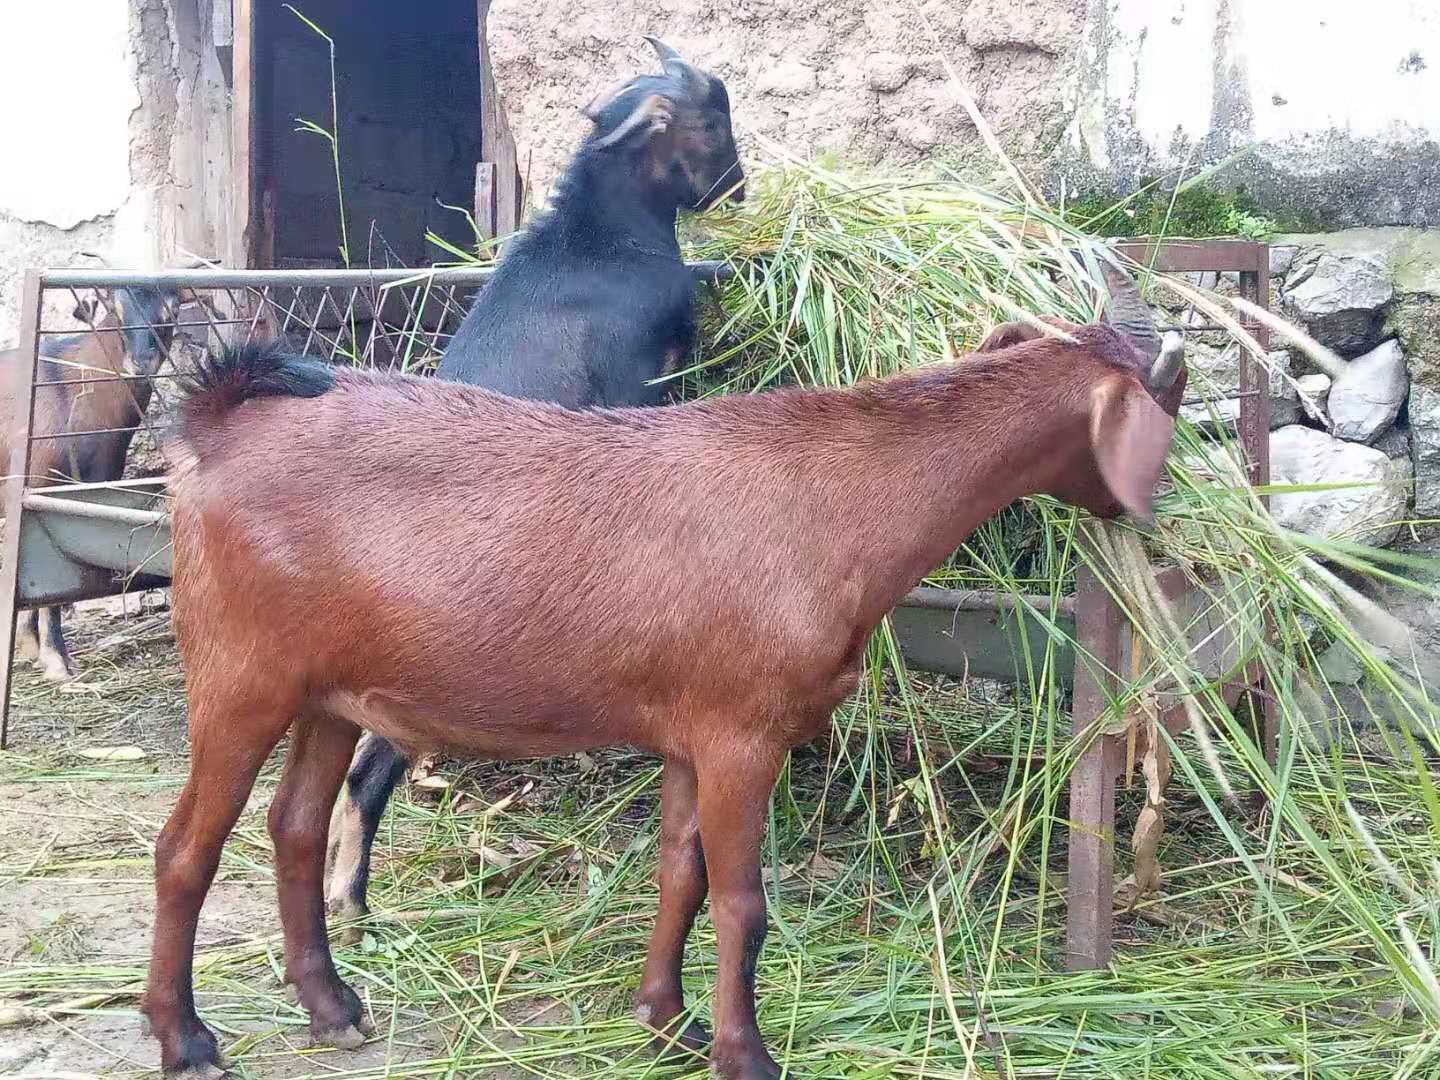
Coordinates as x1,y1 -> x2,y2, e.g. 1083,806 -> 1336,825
0,267 -> 503,746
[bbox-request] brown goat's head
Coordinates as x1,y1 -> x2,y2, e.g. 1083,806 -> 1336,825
977,263 -> 1187,524
112,286 -> 184,377
583,37 -> 745,210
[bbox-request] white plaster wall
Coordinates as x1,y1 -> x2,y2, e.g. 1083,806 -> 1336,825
0,0 -> 231,348
0,4 -> 137,230
1075,0 -> 1438,173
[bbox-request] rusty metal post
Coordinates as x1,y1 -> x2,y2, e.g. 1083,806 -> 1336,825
1237,249 -> 1278,767
0,272 -> 45,749
1067,561 -> 1125,969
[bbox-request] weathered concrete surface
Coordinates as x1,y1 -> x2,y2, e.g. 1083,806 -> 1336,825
0,1 -> 231,347
486,0 -> 1085,206
1057,1 -> 1440,228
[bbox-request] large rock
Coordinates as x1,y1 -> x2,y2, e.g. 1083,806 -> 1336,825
1282,253 -> 1393,354
1269,425 -> 1411,547
1411,384 -> 1440,517
1373,424 -> 1412,461
1328,339 -> 1408,444
1295,373 -> 1332,424
1180,344 -> 1298,431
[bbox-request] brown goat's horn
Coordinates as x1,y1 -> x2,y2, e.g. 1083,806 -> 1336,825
1149,330 -> 1186,391
1098,261 -> 1160,357
644,35 -> 710,100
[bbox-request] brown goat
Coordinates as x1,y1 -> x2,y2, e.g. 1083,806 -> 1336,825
0,287 -> 181,679
144,265 -> 1186,1080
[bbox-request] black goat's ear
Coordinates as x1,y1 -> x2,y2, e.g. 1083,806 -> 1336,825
581,78 -> 632,123
591,93 -> 675,150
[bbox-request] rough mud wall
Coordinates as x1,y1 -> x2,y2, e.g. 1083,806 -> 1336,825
486,0 -> 1085,204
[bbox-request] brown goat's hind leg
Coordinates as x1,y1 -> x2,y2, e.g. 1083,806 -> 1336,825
634,757 -> 711,1060
698,748 -> 785,1080
269,712 -> 371,1049
144,705 -> 291,1077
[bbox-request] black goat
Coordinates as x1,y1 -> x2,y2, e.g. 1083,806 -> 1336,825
325,36 -> 744,927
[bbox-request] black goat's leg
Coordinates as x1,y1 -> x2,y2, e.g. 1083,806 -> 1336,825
325,733 -> 409,942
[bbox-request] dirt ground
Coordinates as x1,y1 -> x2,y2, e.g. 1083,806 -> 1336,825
0,601 -> 483,1079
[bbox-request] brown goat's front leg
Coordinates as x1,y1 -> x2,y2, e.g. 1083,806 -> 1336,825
268,713 -> 371,1049
144,707 -> 291,1078
698,749 -> 785,1080
35,606 -> 76,681
635,758 -> 711,1059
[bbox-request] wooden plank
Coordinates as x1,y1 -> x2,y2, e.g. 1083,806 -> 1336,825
476,0 -> 523,242
0,273 -> 45,749
1113,239 -> 1269,275
1067,563 -> 1125,970
474,161 -> 496,241
213,0 -> 234,83
228,0 -> 257,268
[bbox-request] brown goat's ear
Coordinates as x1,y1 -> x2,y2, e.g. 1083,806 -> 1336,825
1089,376 -> 1175,524
976,322 -> 1040,351
975,316 -> 1076,352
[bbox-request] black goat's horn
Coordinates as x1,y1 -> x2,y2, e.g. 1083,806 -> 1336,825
1098,261 -> 1160,357
644,35 -> 710,100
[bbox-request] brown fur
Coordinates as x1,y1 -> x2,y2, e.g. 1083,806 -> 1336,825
145,317 -> 1185,1079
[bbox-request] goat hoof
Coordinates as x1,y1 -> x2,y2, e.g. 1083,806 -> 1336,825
282,982 -> 300,1006
159,1023 -> 226,1078
709,1046 -> 783,1080
170,1065 -> 226,1080
635,999 -> 710,1060
309,1022 -> 369,1051
327,897 -> 367,946
38,659 -> 77,683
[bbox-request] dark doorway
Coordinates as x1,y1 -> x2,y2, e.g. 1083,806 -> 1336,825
252,0 -> 483,268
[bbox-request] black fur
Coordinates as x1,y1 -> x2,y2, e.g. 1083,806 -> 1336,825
180,341 -> 335,428
437,67 -> 742,406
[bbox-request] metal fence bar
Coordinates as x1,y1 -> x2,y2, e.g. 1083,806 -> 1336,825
38,260 -> 735,290
0,273 -> 45,749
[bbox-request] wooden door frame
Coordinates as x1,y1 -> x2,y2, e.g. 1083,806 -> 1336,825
229,1 -> 520,268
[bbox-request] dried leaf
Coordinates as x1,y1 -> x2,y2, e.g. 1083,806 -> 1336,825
807,850 -> 847,881
412,774 -> 451,797
78,745 -> 146,762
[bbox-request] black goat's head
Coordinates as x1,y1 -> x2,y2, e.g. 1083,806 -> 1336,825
583,37 -> 745,211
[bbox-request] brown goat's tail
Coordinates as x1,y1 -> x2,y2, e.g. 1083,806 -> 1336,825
178,341 -> 335,433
